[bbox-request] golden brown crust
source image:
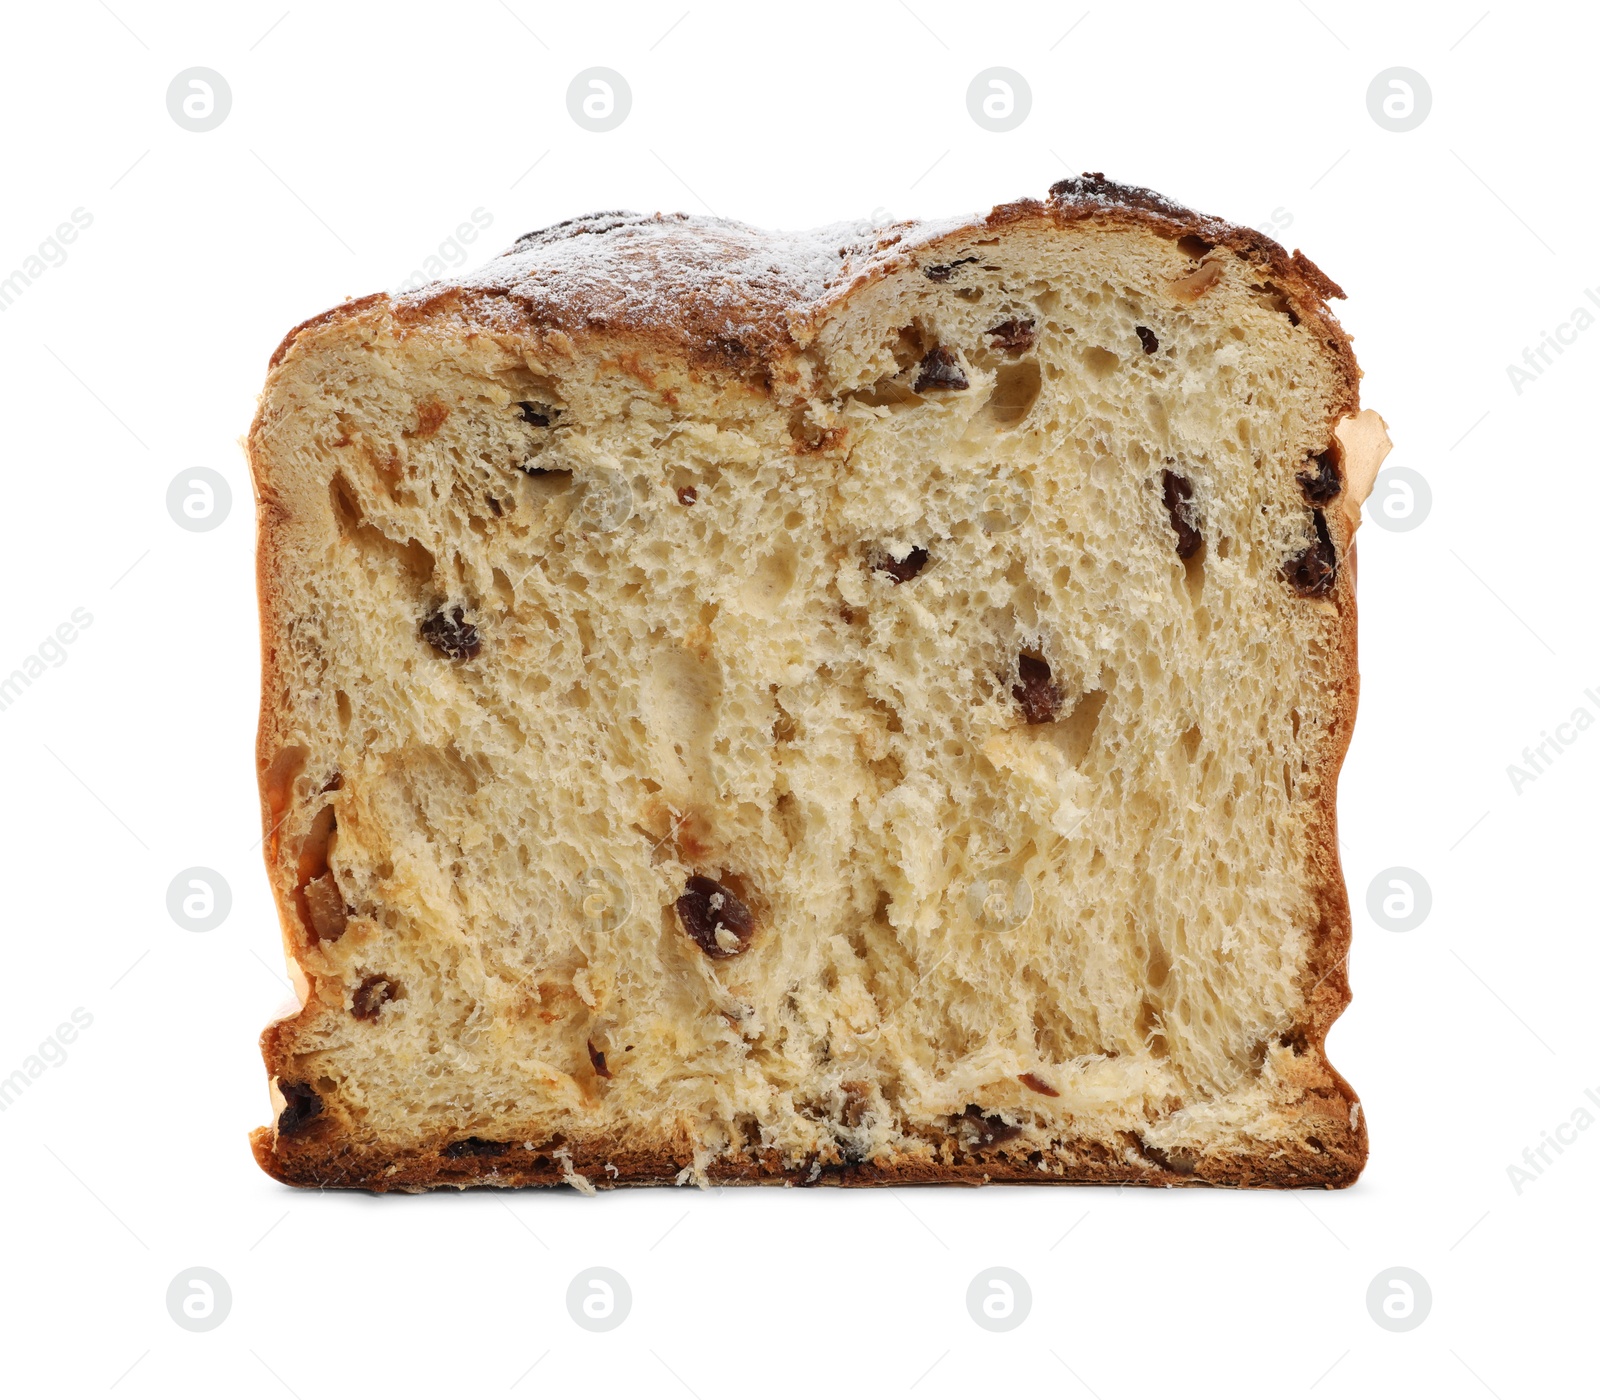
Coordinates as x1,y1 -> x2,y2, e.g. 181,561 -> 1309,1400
267,292 -> 388,370
257,175 -> 1359,394
253,1076 -> 1363,1193
249,176 -> 1369,1192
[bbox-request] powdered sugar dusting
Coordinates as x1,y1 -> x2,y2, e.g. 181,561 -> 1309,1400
409,209 -> 978,356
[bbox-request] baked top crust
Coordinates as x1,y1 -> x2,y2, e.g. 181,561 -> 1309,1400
271,174 -> 1356,390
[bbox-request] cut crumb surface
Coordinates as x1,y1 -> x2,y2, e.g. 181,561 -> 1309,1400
249,176 -> 1382,1191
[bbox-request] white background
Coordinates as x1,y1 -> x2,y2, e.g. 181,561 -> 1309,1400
0,0 -> 1594,1395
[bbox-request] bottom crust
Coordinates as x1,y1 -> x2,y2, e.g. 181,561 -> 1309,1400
251,1102 -> 1365,1193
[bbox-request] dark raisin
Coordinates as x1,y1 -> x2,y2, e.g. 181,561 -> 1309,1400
442,1137 -> 510,1159
956,1105 -> 1022,1148
1136,325 -> 1159,354
872,546 -> 929,583
677,485 -> 698,505
791,1152 -> 824,1186
912,347 -> 969,394
420,606 -> 480,660
1282,509 -> 1338,597
516,401 -> 551,427
1012,653 -> 1064,725
351,974 -> 400,1021
587,1039 -> 612,1079
986,318 -> 1036,354
1297,449 -> 1342,504
1161,470 -> 1203,558
1050,171 -> 1112,200
1018,1072 -> 1060,1097
277,1080 -> 323,1134
675,874 -> 756,959
924,256 -> 979,282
